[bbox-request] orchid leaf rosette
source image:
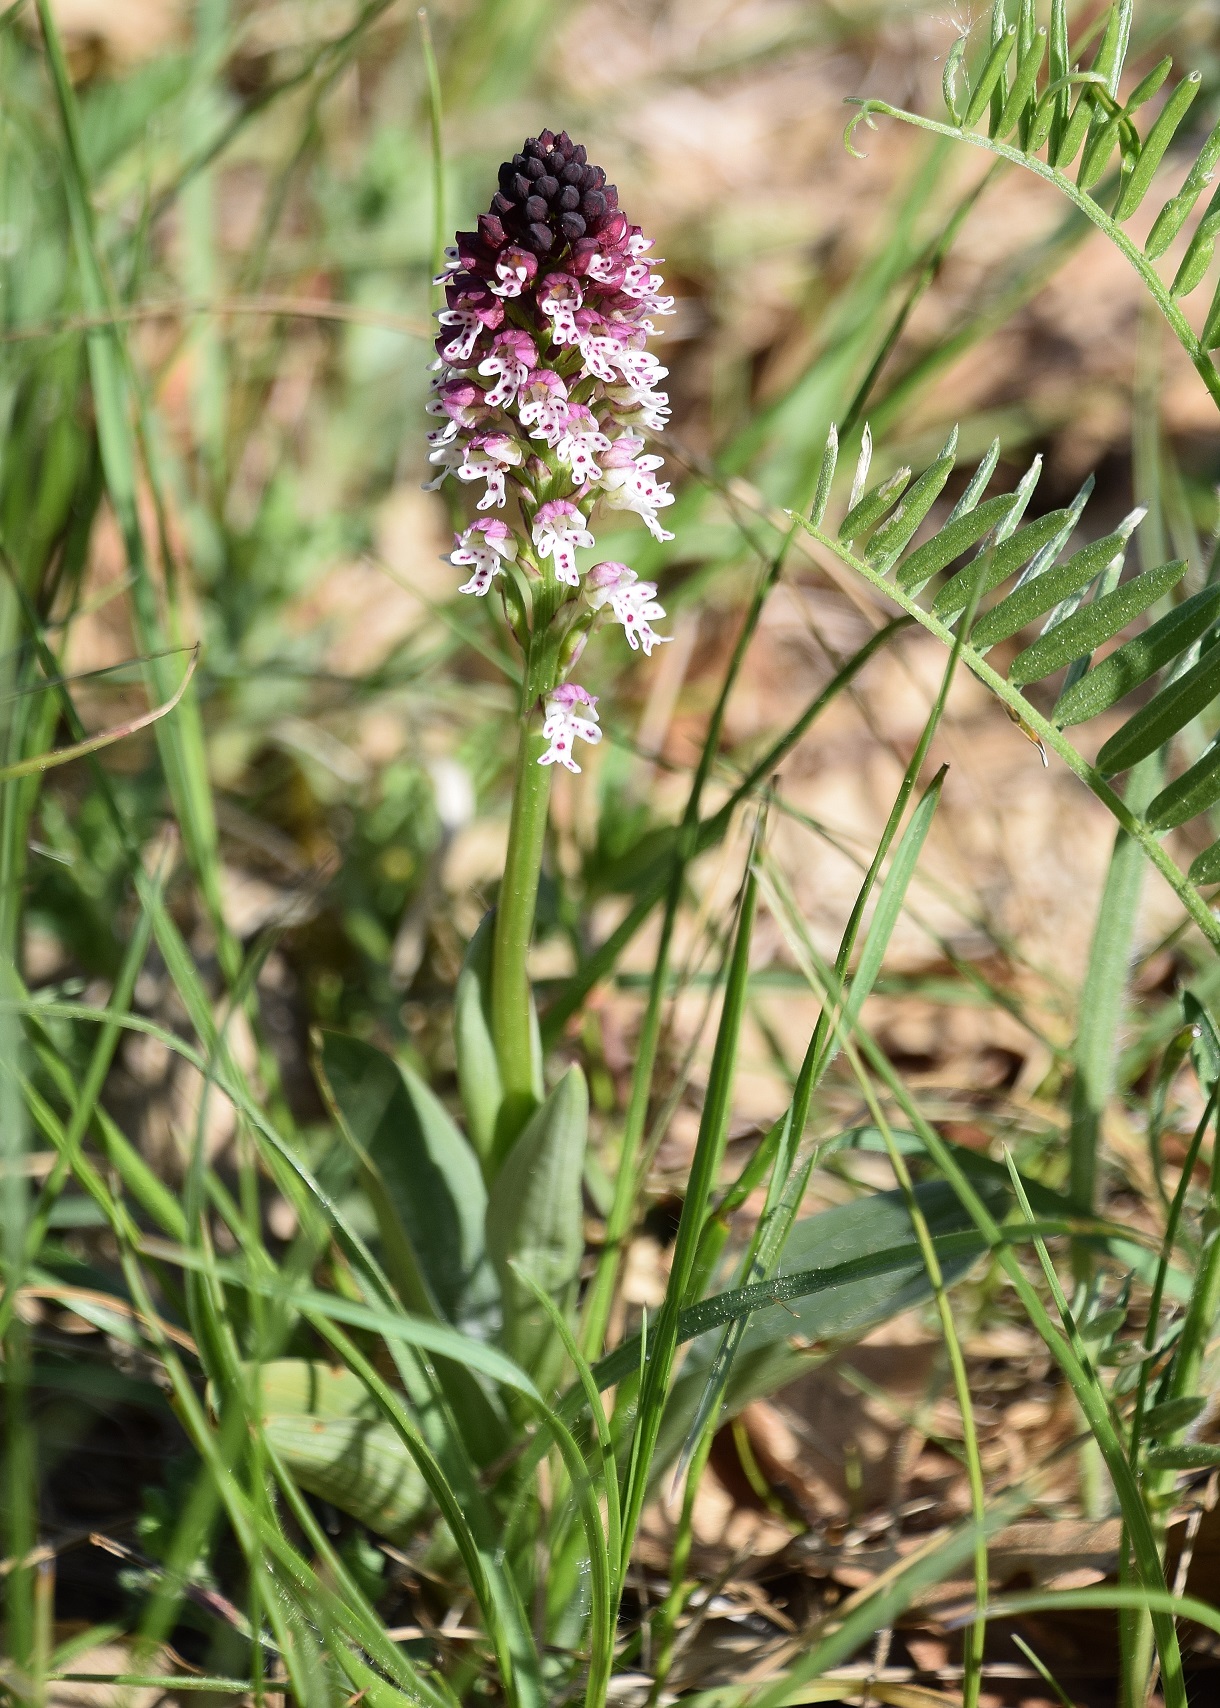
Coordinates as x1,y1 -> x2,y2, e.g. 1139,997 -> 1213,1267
426,129 -> 676,1137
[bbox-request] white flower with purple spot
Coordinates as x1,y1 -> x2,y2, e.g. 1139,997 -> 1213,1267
586,561 -> 669,656
456,433 -> 524,510
537,272 -> 583,346
477,329 -> 537,409
532,499 -> 596,587
573,310 -> 628,382
595,436 -> 675,541
451,519 -> 516,597
539,684 -> 601,773
517,369 -> 571,446
556,406 -> 612,487
489,244 -> 538,299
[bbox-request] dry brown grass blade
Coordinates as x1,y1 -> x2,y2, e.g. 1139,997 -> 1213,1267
0,643 -> 199,782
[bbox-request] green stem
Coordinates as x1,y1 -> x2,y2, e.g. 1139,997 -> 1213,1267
491,722 -> 551,1152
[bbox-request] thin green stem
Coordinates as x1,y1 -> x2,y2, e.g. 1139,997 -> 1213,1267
417,8 -> 445,303
491,724 -> 551,1153
646,1430 -> 714,1704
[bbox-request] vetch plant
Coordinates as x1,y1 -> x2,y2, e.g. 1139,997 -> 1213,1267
425,128 -> 675,1144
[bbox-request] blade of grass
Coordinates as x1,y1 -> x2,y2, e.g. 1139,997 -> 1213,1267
0,642 -> 198,781
615,814 -> 763,1583
762,859 -> 1188,1707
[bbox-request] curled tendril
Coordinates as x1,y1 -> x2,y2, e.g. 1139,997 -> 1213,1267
843,99 -> 885,160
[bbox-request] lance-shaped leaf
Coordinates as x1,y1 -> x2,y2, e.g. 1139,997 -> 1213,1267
895,493 -> 1019,592
1174,202 -> 1220,302
933,502 -> 1084,619
1009,558 -> 1187,686
1097,637 -> 1220,776
1146,740 -> 1220,831
971,509 -> 1144,649
319,1031 -> 498,1336
964,24 -> 1016,128
1113,71 -> 1202,222
838,464 -> 912,543
866,429 -> 957,570
1190,840 -> 1220,886
257,1360 -> 431,1543
1054,584 -> 1220,727
485,1065 -> 588,1382
1147,119 -> 1220,258
996,26 -> 1046,139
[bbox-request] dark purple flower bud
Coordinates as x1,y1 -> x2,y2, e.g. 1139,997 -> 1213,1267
601,210 -> 628,246
560,212 -> 586,241
538,175 -> 559,199
478,213 -> 506,248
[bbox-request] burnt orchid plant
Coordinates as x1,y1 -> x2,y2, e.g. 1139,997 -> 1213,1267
426,128 -> 675,1142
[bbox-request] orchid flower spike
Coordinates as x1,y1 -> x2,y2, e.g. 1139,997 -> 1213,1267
427,128 -> 677,767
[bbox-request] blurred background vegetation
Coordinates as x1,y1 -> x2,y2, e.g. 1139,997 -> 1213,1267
11,0 -> 1220,1698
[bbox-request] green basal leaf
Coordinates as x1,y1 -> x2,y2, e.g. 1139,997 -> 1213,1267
257,1360 -> 431,1543
319,1031 -> 498,1338
485,1065 -> 588,1383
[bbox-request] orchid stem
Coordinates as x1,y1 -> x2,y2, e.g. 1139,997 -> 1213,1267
491,718 -> 550,1156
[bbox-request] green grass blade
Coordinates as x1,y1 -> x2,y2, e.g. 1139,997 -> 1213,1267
616,821 -> 762,1575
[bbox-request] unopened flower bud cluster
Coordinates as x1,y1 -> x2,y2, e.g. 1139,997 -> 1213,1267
426,129 -> 675,771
